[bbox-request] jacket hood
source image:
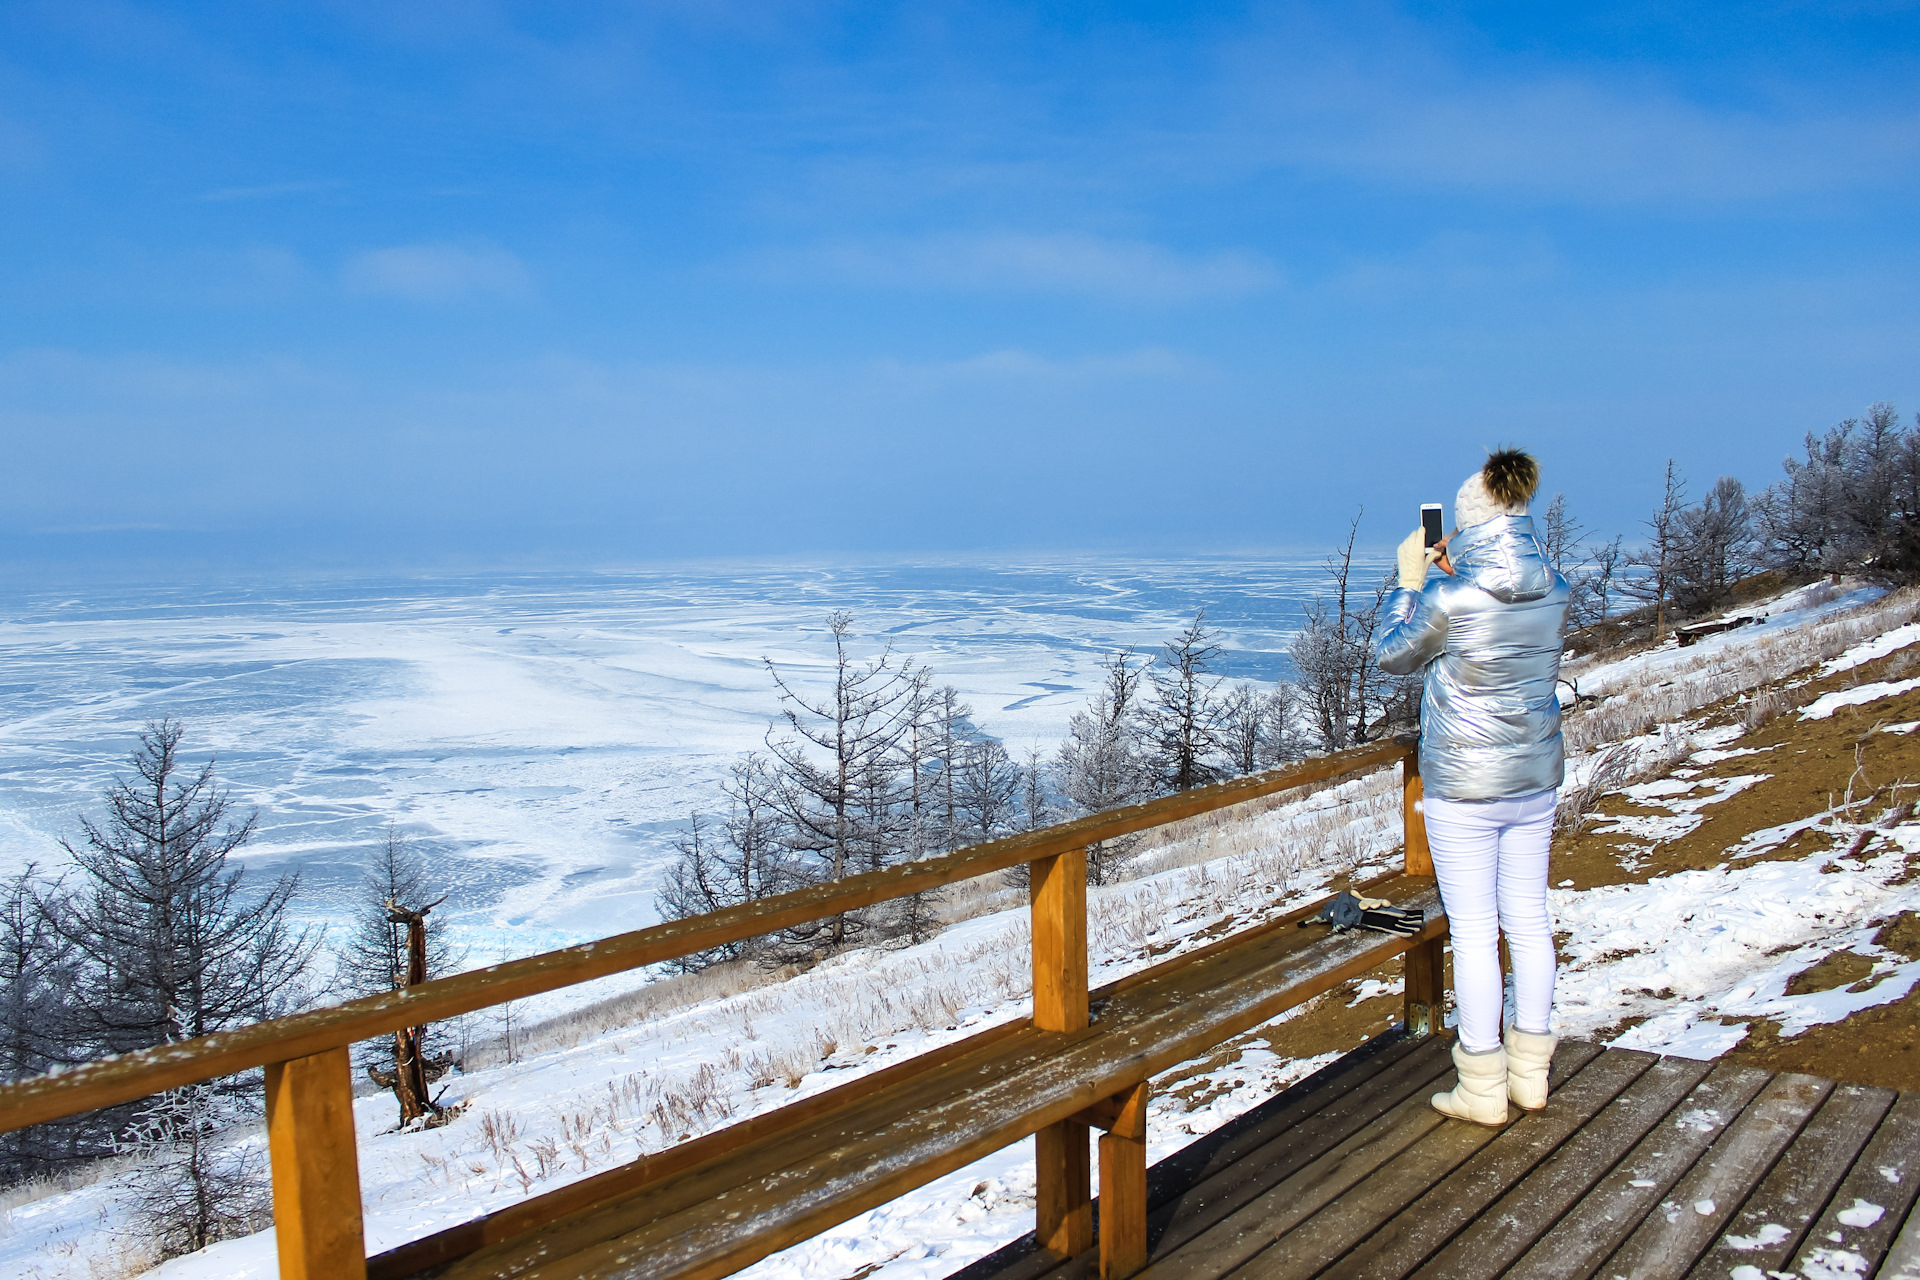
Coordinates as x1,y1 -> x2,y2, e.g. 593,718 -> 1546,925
1448,515 -> 1554,603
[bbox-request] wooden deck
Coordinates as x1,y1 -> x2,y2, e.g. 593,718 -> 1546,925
952,1033 -> 1920,1280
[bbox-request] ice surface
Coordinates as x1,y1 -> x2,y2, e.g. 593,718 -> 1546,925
0,559 -> 1345,948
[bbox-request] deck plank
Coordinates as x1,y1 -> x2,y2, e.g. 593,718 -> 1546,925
1137,1036 -> 1460,1262
1392,1053 -> 1713,1280
1148,1033 -> 1439,1210
1134,1081 -> 1457,1280
959,1035 -> 1442,1280
1225,1114 -> 1500,1280
1500,1062 -> 1774,1280
1584,1072 -> 1832,1280
1787,1091 -> 1920,1280
1882,1197 -> 1920,1280
1681,1081 -> 1895,1280
1328,1046 -> 1659,1280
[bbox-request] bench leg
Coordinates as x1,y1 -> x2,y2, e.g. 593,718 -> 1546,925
1036,1119 -> 1092,1258
1098,1083 -> 1149,1280
1404,933 -> 1448,1039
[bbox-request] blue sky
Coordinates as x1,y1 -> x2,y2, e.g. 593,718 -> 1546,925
2,2 -> 1917,573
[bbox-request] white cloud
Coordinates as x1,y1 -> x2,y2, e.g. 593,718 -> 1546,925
756,233 -> 1281,302
342,242 -> 533,303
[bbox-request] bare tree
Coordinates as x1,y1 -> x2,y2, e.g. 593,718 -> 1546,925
116,1084 -> 270,1259
763,612 -> 923,955
1219,682 -> 1311,776
954,736 -> 1021,842
1055,648 -> 1152,884
1572,534 -> 1625,629
1142,612 -> 1229,792
49,720 -> 316,1251
1623,461 -> 1688,637
1218,683 -> 1266,777
1672,476 -> 1757,612
926,684 -> 975,853
338,827 -> 462,1125
657,754 -> 799,968
0,866 -> 86,1181
1291,511 -> 1400,747
52,720 -> 317,1063
1259,681 -> 1313,766
1019,745 -> 1055,831
1538,493 -> 1586,574
1757,403 -> 1920,582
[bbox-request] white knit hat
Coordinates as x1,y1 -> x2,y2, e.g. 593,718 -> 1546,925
1454,449 -> 1539,532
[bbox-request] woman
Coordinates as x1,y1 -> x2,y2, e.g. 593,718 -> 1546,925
1376,449 -> 1569,1126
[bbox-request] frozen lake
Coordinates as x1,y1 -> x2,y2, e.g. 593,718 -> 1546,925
0,556 -> 1369,954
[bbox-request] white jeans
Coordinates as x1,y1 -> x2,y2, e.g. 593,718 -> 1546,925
1421,788 -> 1557,1053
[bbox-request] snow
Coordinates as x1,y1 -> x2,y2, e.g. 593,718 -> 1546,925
1800,679 -> 1920,720
7,571 -> 1920,1280
1839,1199 -> 1887,1228
1823,623 -> 1920,676
0,756 -> 1411,1280
1803,1249 -> 1873,1280
1726,1222 -> 1791,1250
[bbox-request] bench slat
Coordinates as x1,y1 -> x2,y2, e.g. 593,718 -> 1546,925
436,885 -> 1443,1280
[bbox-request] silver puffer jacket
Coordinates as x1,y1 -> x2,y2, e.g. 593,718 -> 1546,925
1375,515 -> 1570,801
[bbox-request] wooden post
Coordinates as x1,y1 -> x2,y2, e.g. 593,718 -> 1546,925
266,1047 -> 367,1280
1036,1118 -> 1092,1258
1031,848 -> 1088,1033
1403,746 -> 1432,876
1098,1083 -> 1150,1280
1031,848 -> 1091,1257
1403,933 -> 1448,1039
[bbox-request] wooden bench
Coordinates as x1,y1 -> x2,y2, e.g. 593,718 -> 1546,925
0,737 -> 1447,1280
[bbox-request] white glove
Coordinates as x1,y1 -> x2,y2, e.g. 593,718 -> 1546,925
1396,528 -> 1440,590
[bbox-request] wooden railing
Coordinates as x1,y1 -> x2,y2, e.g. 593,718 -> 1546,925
0,735 -> 1433,1280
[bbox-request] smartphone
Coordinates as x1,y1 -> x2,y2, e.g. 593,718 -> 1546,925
1421,504 -> 1445,548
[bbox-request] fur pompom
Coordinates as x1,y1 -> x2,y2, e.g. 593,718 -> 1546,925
1482,449 -> 1539,509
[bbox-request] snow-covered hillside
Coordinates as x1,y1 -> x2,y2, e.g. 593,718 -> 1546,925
8,578 -> 1920,1280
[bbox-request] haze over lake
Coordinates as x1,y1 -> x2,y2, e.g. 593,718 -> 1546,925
0,556 -> 1369,955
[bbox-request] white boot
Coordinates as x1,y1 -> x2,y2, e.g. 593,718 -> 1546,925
1505,1027 -> 1557,1111
1431,1040 -> 1510,1127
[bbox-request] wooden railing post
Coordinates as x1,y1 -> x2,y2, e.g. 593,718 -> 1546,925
1402,745 -> 1448,1037
266,1046 -> 367,1280
1097,1082 -> 1150,1280
1402,744 -> 1431,876
1031,847 -> 1091,1257
1404,930 -> 1448,1039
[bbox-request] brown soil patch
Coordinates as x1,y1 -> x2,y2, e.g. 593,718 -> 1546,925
1551,641 -> 1920,891
1546,628 -> 1920,1089
1725,983 -> 1920,1092
1784,950 -> 1878,996
1876,910 -> 1920,958
1172,613 -> 1920,1097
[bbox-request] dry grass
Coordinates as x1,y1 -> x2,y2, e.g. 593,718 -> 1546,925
1562,584 -> 1920,752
